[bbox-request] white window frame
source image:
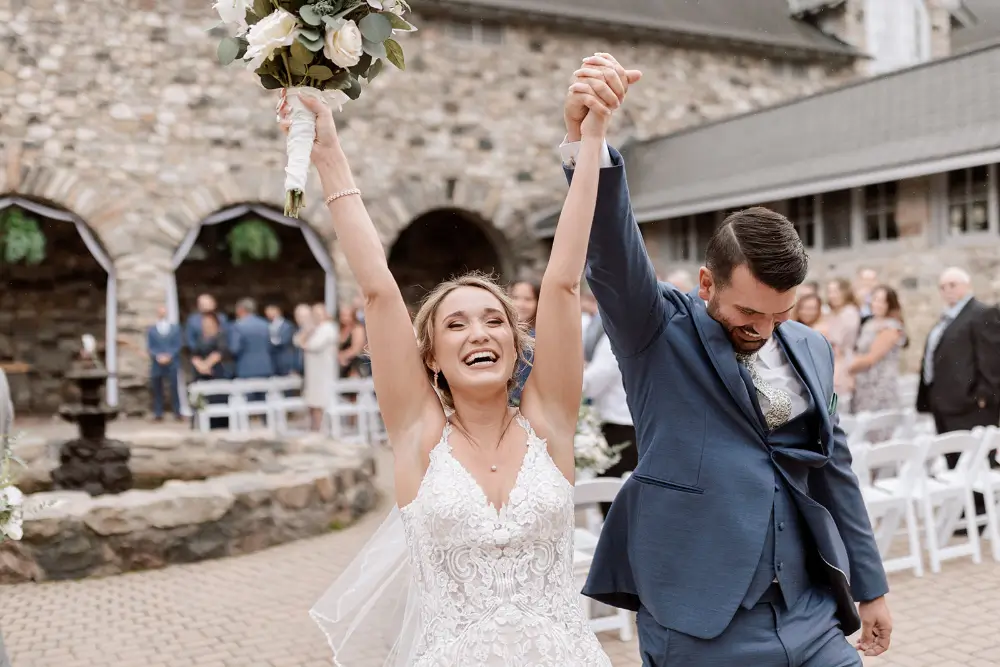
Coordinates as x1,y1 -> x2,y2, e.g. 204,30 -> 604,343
934,164 -> 1000,244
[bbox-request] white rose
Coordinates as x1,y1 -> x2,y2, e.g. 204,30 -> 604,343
214,0 -> 252,35
244,9 -> 299,71
0,486 -> 24,541
324,20 -> 363,69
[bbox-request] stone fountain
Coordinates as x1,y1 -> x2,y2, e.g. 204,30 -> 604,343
49,339 -> 133,496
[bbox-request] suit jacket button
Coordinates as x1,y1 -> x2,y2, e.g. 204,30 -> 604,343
778,522 -> 786,531
776,562 -> 783,571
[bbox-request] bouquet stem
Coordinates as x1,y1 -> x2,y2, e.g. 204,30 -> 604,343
283,86 -> 323,218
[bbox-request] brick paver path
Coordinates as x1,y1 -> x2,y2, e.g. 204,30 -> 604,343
3,444 -> 999,666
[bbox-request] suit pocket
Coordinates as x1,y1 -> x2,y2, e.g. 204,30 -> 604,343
631,473 -> 704,495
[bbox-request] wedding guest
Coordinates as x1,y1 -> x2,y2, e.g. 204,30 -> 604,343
855,267 -> 880,325
265,304 -> 297,376
793,293 -> 825,330
337,304 -> 367,378
146,305 -> 183,422
849,286 -> 907,434
509,279 -> 539,404
583,331 -> 635,518
825,277 -> 861,399
185,293 -> 228,350
296,303 -> 337,431
190,311 -> 231,430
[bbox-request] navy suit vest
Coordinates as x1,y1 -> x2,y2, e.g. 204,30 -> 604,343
738,358 -> 820,611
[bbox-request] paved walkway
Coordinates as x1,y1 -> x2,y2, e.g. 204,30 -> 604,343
2,445 -> 999,666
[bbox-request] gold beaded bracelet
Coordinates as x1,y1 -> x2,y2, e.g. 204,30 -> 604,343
324,188 -> 361,206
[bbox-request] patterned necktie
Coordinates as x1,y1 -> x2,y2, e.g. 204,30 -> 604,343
736,352 -> 793,430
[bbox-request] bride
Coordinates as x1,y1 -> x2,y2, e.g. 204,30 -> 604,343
285,72 -> 623,666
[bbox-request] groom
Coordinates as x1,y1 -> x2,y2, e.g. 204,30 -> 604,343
560,54 -> 892,666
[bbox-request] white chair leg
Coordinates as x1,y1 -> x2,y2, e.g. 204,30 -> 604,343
904,500 -> 924,577
984,484 -> 1000,562
618,608 -> 633,641
964,489 -> 983,564
922,495 -> 942,574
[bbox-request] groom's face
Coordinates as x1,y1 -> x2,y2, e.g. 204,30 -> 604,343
701,265 -> 797,353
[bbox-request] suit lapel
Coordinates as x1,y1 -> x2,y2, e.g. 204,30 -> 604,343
776,327 -> 833,455
688,294 -> 766,438
935,298 -> 976,362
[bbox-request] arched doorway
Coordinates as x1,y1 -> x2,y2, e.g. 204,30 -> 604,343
169,203 -> 335,415
0,196 -> 118,414
388,208 -> 506,308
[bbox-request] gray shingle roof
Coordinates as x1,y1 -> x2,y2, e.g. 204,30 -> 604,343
953,0 -> 1000,53
417,0 -> 858,57
573,42 -> 1000,229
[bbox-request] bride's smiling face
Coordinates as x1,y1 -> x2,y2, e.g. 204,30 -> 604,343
429,286 -> 517,399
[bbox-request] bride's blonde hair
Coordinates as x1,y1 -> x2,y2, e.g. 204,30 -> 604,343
412,272 -> 534,409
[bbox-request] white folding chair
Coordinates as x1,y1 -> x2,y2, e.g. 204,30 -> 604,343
971,427 -> 1000,562
325,377 -> 376,444
572,477 -> 632,641
188,379 -> 241,433
230,378 -> 276,431
918,430 -> 984,573
862,439 -> 928,576
266,376 -> 308,433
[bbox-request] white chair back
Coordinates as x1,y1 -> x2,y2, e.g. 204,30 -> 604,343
573,477 -> 625,506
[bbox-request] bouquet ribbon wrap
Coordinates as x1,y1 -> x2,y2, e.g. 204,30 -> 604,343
283,86 -> 324,217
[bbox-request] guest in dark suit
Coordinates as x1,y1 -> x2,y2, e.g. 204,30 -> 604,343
564,53 -> 890,666
147,305 -> 183,421
229,298 -> 274,403
265,304 -> 297,376
184,293 -> 229,351
917,267 -> 1000,515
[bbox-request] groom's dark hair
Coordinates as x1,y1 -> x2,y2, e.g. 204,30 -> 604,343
705,207 -> 808,293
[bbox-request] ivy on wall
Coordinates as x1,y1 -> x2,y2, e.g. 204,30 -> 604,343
226,219 -> 280,266
0,207 -> 46,265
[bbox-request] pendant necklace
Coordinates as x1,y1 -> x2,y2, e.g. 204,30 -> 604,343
450,408 -> 518,472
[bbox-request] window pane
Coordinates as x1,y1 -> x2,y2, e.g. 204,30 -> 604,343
822,190 -> 852,249
664,218 -> 690,261
480,22 -> 504,44
694,213 -> 717,259
884,211 -> 899,240
970,202 -> 989,231
949,205 -> 966,235
865,214 -> 881,242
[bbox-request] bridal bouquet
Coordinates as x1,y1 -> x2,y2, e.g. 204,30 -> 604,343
212,0 -> 417,217
574,403 -> 627,477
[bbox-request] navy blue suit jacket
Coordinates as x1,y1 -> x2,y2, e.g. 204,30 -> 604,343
568,148 -> 888,640
229,314 -> 275,379
147,323 -> 182,377
185,312 -> 229,350
269,318 -> 298,376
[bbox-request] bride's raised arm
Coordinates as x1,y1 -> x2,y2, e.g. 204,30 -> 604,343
286,94 -> 439,447
521,86 -> 615,472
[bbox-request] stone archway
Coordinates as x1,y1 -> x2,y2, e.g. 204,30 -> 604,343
387,208 -> 509,307
0,196 -> 118,414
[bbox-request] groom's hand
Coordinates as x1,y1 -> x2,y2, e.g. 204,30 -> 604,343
857,596 -> 892,656
564,53 -> 641,142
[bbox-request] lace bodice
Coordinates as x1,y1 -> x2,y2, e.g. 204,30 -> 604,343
398,415 -> 611,667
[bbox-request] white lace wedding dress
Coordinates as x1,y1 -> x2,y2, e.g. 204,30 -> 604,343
398,414 -> 612,666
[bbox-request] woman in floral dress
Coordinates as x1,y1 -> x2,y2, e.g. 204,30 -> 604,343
848,285 -> 907,437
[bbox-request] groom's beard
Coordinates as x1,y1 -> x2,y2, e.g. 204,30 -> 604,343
707,297 -> 770,354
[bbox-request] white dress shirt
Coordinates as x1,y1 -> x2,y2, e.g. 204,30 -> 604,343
560,138 -> 809,422
156,320 -> 170,336
582,335 -> 633,427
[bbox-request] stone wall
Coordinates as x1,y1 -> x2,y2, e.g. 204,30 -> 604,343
0,0 -> 855,412
0,214 -> 108,414
1,430 -> 379,583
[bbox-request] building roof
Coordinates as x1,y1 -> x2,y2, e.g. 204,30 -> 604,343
533,42 -> 1000,236
953,0 -> 1000,53
416,0 -> 859,58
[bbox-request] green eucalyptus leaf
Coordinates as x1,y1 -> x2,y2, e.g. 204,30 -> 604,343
260,74 -> 284,89
362,38 -> 386,59
343,74 -> 362,100
358,13 -> 392,42
300,5 -> 323,25
384,38 -> 404,69
290,39 -> 314,64
322,15 -> 345,30
297,33 -> 325,51
252,0 -> 271,18
387,13 -> 415,31
307,64 -> 334,80
298,26 -> 321,41
330,70 -> 352,90
366,57 -> 383,81
289,58 -> 309,76
217,37 -> 242,66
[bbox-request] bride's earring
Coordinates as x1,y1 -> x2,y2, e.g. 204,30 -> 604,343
433,370 -> 440,391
